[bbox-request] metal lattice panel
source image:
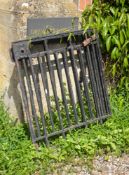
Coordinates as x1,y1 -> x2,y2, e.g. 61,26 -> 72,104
12,30 -> 111,144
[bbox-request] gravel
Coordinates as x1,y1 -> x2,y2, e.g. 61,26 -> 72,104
92,154 -> 129,175
45,154 -> 129,175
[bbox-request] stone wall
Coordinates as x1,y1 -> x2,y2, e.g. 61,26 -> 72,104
15,0 -> 80,39
0,0 -> 80,121
0,0 -> 23,120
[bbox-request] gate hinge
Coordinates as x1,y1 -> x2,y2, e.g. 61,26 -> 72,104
83,34 -> 96,47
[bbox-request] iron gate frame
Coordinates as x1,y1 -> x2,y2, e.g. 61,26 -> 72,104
12,30 -> 111,144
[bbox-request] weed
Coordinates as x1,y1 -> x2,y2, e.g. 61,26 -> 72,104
1,90 -> 129,174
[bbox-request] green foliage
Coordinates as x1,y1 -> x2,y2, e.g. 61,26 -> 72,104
1,90 -> 129,174
0,101 -> 39,175
53,90 -> 129,158
82,0 -> 129,88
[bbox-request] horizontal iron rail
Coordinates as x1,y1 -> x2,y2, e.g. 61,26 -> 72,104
34,114 -> 110,142
12,41 -> 97,61
13,30 -> 88,45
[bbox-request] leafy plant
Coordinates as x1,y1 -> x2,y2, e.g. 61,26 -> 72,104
82,0 -> 129,88
1,89 -> 129,174
0,100 -> 39,175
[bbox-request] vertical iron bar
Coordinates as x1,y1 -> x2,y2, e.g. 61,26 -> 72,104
84,36 -> 102,121
28,57 -> 49,145
16,59 -> 36,142
23,59 -> 41,137
54,52 -> 71,126
69,46 -> 87,123
90,43 -> 106,115
95,37 -> 111,114
77,47 -> 94,119
37,56 -> 55,132
42,56 -> 53,115
44,40 -> 65,137
62,50 -> 78,124
89,44 -> 103,116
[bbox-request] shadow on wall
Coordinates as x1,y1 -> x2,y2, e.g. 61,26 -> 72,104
8,65 -> 25,123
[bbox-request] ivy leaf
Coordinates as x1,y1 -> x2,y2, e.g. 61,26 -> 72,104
125,78 -> 129,89
84,25 -> 90,33
110,142 -> 117,151
119,13 -> 126,25
102,27 -> 108,38
116,0 -> 119,5
110,7 -> 118,18
120,31 -> 124,45
75,145 -> 81,150
110,26 -> 117,35
112,64 -> 116,77
111,47 -> 118,60
126,29 -> 129,39
89,15 -> 94,24
122,29 -> 127,40
127,14 -> 129,30
113,36 -> 121,49
120,0 -> 125,7
122,41 -> 129,50
110,7 -> 115,16
106,36 -> 112,51
120,76 -> 126,87
123,57 -> 128,68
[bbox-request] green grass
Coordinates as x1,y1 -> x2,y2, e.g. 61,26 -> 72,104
1,91 -> 129,174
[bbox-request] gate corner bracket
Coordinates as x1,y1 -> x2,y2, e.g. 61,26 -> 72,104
12,41 -> 30,60
82,34 -> 96,47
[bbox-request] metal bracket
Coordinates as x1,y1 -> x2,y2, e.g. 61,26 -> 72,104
83,34 -> 96,47
12,41 -> 30,60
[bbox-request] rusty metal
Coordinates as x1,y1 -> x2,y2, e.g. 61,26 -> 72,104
83,34 -> 96,47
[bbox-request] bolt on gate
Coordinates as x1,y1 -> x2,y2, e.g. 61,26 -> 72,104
12,30 -> 111,144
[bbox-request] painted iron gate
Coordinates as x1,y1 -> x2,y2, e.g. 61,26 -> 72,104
12,30 -> 111,144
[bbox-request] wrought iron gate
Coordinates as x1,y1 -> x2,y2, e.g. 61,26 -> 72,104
12,30 -> 111,144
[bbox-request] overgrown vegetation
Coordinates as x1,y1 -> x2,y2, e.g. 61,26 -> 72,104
1,1 -> 129,174
82,0 -> 129,88
1,90 -> 129,174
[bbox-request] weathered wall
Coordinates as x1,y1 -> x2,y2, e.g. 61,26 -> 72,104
15,0 -> 80,39
0,0 -> 80,121
0,0 -> 24,120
